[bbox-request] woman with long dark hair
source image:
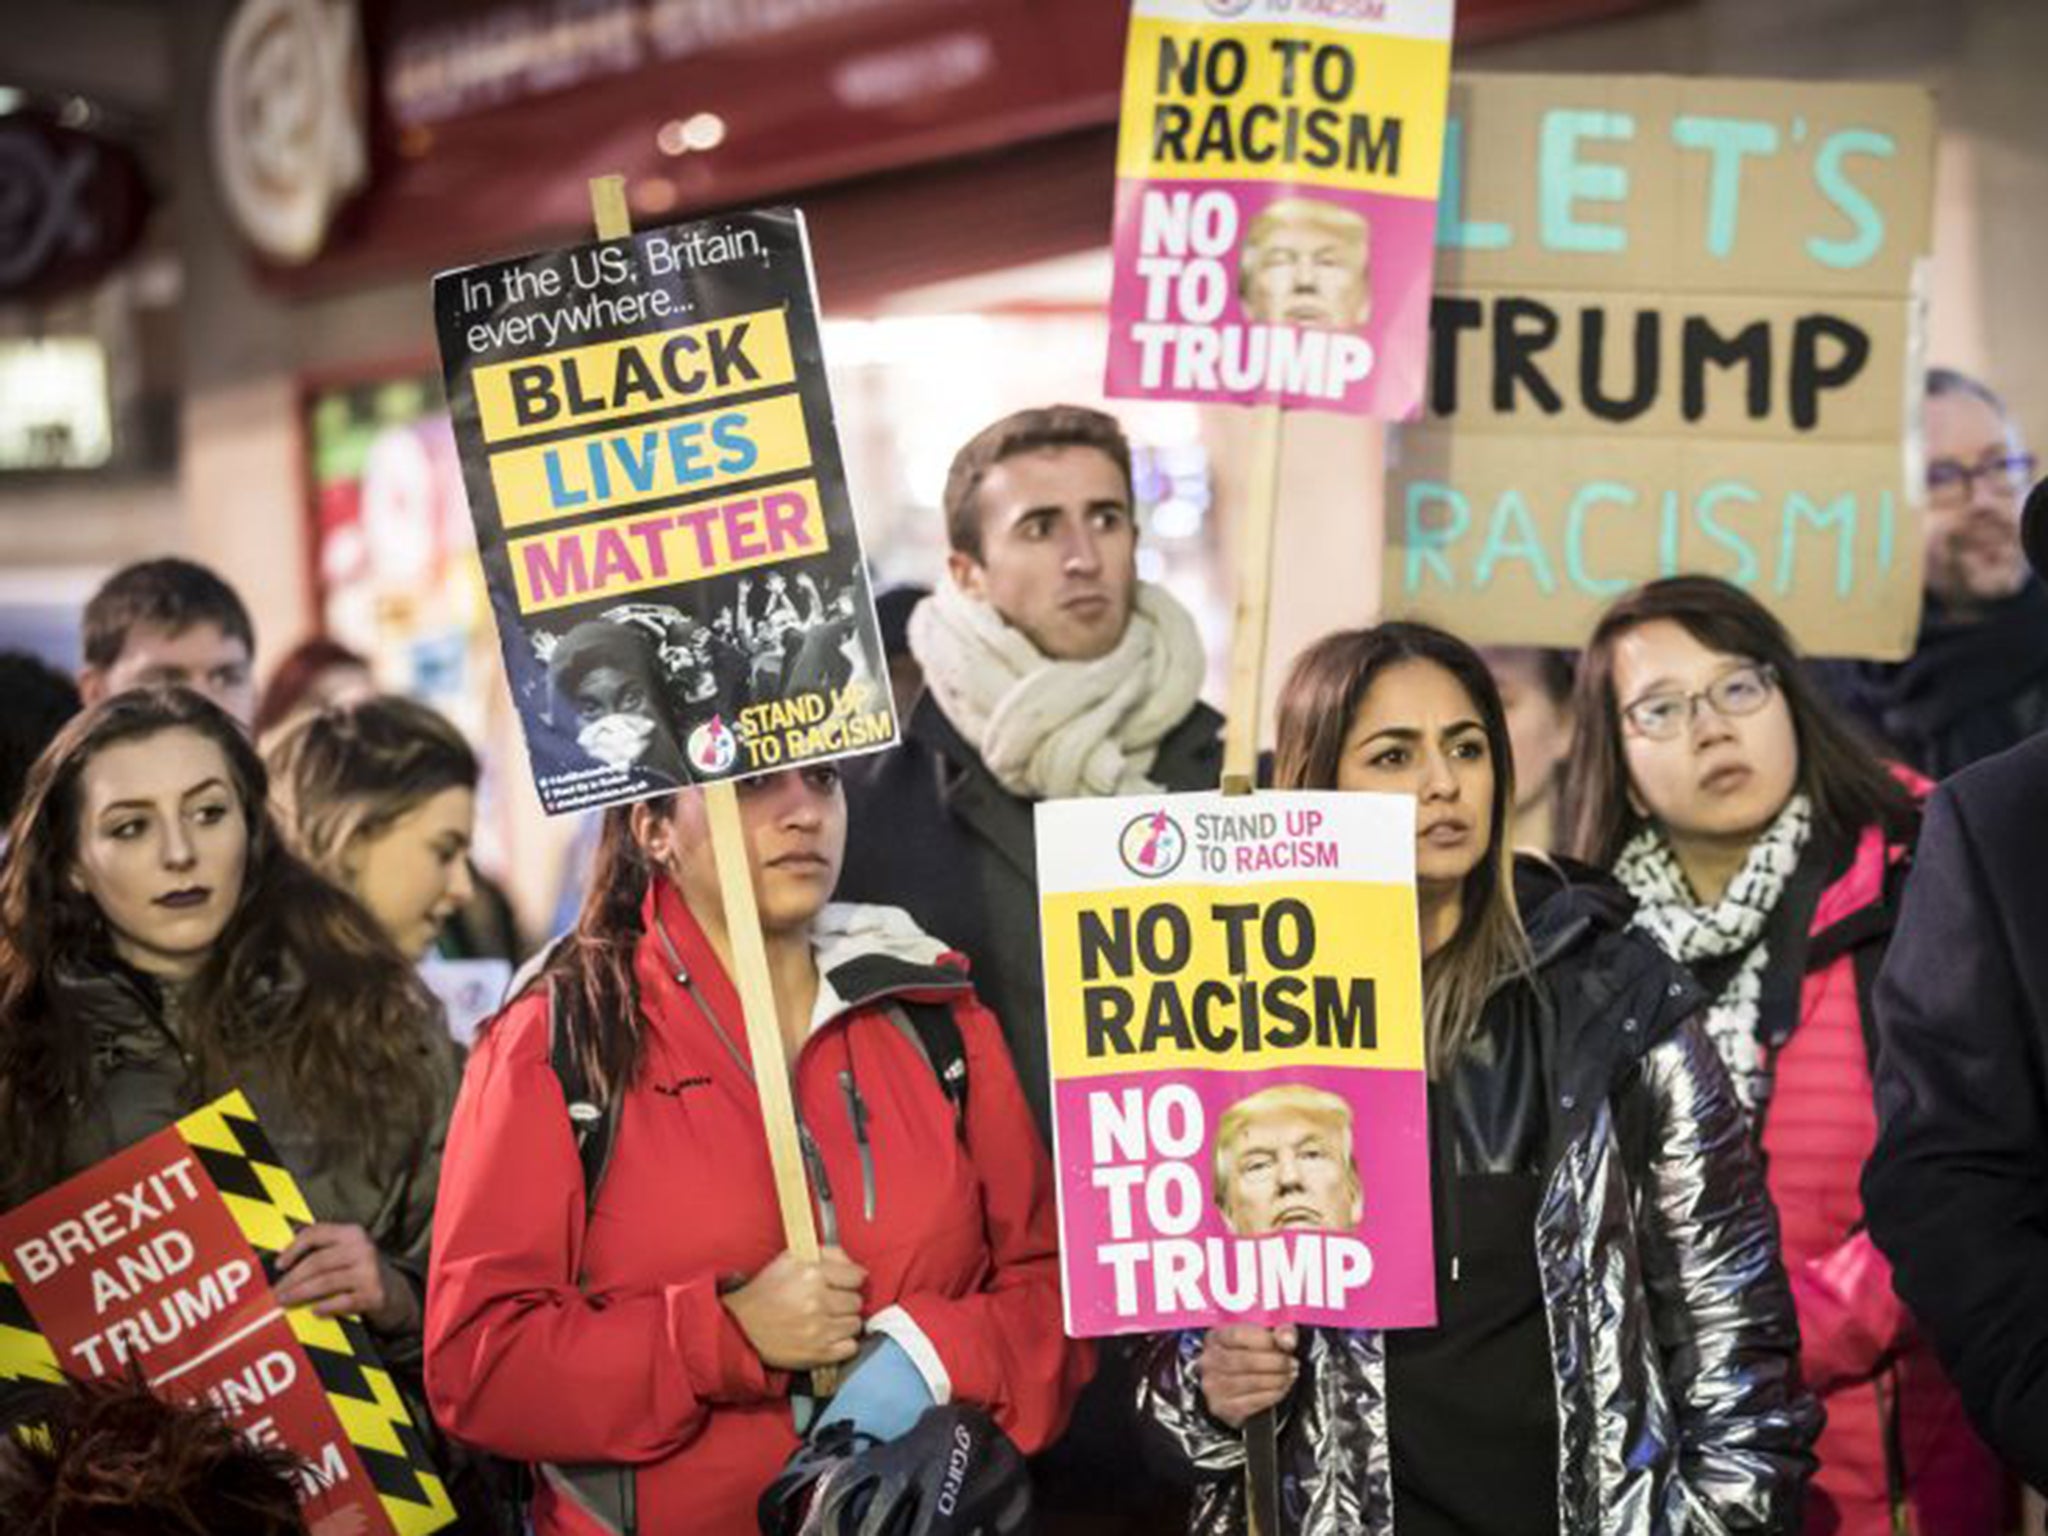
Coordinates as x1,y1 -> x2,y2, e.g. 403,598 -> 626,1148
1142,621 -> 1818,1535
1562,575 -> 2007,1536
424,767 -> 1088,1535
0,687 -> 458,1359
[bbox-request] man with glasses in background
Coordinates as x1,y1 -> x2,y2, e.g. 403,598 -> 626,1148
1818,368 -> 2046,777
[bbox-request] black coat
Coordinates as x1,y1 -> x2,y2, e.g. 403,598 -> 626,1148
1813,582 -> 2048,779
1863,729 -> 2048,1491
837,690 -> 1224,1140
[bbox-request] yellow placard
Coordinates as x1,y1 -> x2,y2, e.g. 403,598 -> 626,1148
1116,17 -> 1448,199
1043,880 -> 1425,1082
472,307 -> 796,444
508,476 -> 831,613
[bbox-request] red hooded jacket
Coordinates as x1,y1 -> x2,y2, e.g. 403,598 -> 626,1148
1765,785 -> 2007,1536
425,884 -> 1090,1535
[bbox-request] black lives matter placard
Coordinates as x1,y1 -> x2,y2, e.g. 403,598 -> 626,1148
435,209 -> 896,814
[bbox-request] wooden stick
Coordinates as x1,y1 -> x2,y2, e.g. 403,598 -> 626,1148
1220,402 -> 1286,795
702,784 -> 822,1265
588,174 -> 631,243
584,176 -> 832,1389
1218,400 -> 1288,1529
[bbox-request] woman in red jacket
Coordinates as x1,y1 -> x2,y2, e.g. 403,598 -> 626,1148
1562,576 -> 2008,1536
425,765 -> 1088,1535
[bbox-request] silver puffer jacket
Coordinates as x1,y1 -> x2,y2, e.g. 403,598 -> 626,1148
1139,862 -> 1822,1535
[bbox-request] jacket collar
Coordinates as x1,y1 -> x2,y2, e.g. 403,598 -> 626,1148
1509,855 -> 1708,1142
908,688 -> 1225,879
639,881 -> 969,1044
909,690 -> 1038,882
51,955 -> 164,1044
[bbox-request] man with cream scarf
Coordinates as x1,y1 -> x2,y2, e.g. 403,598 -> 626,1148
840,404 -> 1221,1140
839,405 -> 1218,1534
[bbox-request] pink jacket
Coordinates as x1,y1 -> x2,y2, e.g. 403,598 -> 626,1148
1764,788 -> 2008,1536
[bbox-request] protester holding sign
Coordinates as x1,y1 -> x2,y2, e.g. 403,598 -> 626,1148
838,401 -> 1219,1534
1143,623 -> 1817,1535
424,768 -> 1087,1536
0,686 -> 465,1536
1562,576 -> 2007,1536
0,688 -> 458,1356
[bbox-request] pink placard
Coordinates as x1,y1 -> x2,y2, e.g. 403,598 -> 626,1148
1051,1064 -> 1435,1336
1105,178 -> 1440,419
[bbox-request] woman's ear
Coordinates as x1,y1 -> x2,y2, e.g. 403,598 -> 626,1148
337,827 -> 368,884
630,798 -> 677,873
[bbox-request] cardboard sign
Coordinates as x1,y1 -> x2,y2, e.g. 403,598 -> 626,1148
1384,73 -> 1937,658
0,1093 -> 454,1536
1104,0 -> 1455,419
435,209 -> 897,814
1036,790 -> 1433,1336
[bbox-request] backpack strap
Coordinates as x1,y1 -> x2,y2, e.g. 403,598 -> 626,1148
538,978 -> 636,1535
547,976 -> 622,1214
888,997 -> 970,1136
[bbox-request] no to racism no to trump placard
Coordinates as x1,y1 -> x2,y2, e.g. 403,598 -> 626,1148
1037,790 -> 1434,1336
1105,0 -> 1455,419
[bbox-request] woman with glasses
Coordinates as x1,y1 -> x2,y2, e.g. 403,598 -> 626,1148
1562,575 -> 2008,1536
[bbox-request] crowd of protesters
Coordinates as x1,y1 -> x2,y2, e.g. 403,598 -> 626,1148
2,373 -> 2046,1536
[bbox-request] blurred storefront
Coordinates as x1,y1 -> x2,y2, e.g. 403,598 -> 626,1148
7,0 -> 2047,935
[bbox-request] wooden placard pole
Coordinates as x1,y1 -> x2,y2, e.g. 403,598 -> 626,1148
584,177 -> 834,1389
1219,398 -> 1288,1536
1220,403 -> 1286,796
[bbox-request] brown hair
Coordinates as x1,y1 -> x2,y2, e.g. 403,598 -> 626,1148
253,635 -> 368,738
82,559 -> 254,674
941,405 -> 1133,560
1275,623 -> 1530,1078
0,688 -> 440,1206
505,798 -> 676,1100
0,1372 -> 307,1536
264,695 -> 478,889
1560,575 -> 1919,869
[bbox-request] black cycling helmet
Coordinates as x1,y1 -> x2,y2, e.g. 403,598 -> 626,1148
759,1404 -> 1030,1536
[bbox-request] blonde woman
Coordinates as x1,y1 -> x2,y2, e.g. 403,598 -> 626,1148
1140,622 -> 1818,1536
264,696 -> 479,961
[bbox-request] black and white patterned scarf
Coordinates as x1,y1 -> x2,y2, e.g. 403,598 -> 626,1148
1613,794 -> 1813,1115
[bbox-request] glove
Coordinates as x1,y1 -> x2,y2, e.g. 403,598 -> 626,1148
814,1336 -> 935,1443
796,1405 -> 1030,1536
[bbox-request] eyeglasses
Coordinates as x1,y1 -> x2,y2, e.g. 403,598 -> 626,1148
1926,452 -> 2037,509
1621,662 -> 1777,741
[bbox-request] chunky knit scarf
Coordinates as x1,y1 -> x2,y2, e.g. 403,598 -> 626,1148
1614,794 -> 1813,1116
908,579 -> 1206,800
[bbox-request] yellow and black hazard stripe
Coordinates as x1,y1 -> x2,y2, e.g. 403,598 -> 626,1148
179,1093 -> 456,1536
0,1261 -> 62,1387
